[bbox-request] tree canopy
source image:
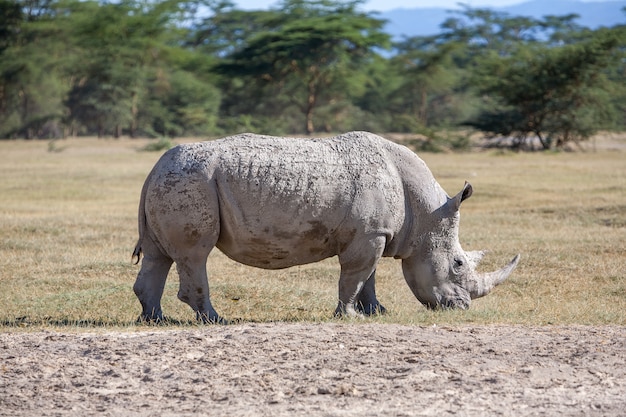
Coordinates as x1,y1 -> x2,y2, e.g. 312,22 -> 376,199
214,0 -> 389,134
467,28 -> 623,149
0,0 -> 624,150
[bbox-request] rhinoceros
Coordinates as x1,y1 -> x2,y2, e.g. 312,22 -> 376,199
132,131 -> 519,322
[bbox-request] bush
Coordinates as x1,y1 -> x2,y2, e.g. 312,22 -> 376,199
141,137 -> 175,152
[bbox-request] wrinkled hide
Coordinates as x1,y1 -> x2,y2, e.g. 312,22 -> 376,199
133,131 -> 519,322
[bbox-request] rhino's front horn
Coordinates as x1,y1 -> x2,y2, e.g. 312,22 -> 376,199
469,254 -> 520,299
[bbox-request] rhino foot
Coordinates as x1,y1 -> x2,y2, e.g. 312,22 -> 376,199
136,313 -> 168,325
196,312 -> 229,325
356,302 -> 387,316
333,302 -> 365,319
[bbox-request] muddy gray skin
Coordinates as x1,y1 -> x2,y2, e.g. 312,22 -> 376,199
132,131 -> 520,323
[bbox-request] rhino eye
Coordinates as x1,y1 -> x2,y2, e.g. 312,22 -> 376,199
454,258 -> 464,268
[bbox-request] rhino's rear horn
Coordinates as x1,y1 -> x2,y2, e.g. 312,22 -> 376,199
465,250 -> 486,269
469,254 -> 520,299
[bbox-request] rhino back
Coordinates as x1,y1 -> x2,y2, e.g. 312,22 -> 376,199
148,132 -> 428,268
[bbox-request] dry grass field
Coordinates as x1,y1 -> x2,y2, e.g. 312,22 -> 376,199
0,135 -> 624,328
1,134 -> 625,416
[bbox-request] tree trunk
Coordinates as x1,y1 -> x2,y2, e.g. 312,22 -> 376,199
130,90 -> 138,138
536,131 -> 549,150
305,80 -> 316,135
418,89 -> 427,125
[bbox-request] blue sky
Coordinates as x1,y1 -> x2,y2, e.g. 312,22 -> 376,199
233,0 -> 613,12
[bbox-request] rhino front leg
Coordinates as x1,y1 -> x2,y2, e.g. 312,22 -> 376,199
334,235 -> 385,318
133,240 -> 173,323
356,270 -> 387,316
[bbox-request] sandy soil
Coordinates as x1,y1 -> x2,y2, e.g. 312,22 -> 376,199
1,323 -> 624,416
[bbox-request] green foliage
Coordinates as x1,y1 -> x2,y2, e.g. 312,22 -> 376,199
467,29 -> 623,149
139,69 -> 221,137
141,137 -> 175,152
66,0 -> 180,137
0,0 -> 70,138
389,39 -> 462,128
0,0 -> 22,54
0,0 -> 624,148
406,126 -> 471,153
214,0 -> 389,134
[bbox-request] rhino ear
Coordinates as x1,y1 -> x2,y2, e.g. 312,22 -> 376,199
450,182 -> 473,212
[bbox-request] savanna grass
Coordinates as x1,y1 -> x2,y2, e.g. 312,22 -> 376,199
0,136 -> 624,330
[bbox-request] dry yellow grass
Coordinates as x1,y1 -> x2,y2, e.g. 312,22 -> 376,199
0,136 -> 624,329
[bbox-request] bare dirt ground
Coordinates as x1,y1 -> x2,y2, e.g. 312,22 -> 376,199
1,324 -> 624,416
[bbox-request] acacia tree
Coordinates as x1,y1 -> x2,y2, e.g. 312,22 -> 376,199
438,5 -> 543,62
379,6 -> 548,135
214,0 -> 389,134
389,38 -> 462,129
0,0 -> 73,138
65,0 -> 219,138
467,30 -> 623,150
65,0 -> 166,137
186,1 -> 278,57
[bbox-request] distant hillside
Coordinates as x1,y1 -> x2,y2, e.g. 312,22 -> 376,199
380,0 -> 626,39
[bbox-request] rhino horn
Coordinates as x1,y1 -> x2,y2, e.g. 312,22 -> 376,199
469,254 -> 520,299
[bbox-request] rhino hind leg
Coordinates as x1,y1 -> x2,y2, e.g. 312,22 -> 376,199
145,174 -> 224,323
175,254 -> 224,324
355,271 -> 387,316
133,238 -> 173,323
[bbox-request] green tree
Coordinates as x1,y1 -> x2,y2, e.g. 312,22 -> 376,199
603,10 -> 626,131
214,0 -> 389,134
439,6 -> 541,58
0,0 -> 72,138
64,0 -> 219,138
467,30 -> 623,150
381,6 -> 546,135
186,1 -> 278,57
390,38 -> 461,129
139,68 -> 220,137
0,0 -> 22,54
66,0 -> 156,137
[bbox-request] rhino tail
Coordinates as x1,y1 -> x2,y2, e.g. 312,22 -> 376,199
132,170 -> 152,265
132,240 -> 142,265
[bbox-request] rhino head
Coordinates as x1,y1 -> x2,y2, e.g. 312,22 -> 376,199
402,182 -> 520,310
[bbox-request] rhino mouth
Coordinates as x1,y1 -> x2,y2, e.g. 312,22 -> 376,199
421,289 -> 471,310
440,296 -> 470,310
423,300 -> 469,310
